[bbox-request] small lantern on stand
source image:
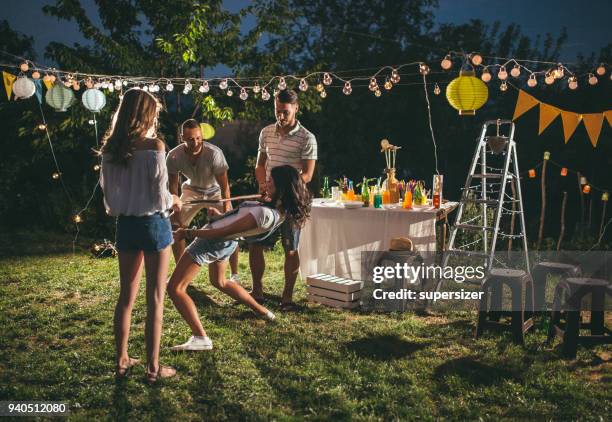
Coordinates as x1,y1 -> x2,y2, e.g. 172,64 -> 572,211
90,239 -> 117,258
380,139 -> 401,203
432,174 -> 443,209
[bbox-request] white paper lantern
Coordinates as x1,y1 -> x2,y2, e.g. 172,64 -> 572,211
82,88 -> 106,112
13,77 -> 36,99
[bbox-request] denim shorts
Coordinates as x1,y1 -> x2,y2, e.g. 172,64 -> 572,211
115,214 -> 173,252
247,218 -> 301,251
186,238 -> 238,266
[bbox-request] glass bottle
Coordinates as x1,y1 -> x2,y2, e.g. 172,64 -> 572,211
321,176 -> 330,198
361,177 -> 370,207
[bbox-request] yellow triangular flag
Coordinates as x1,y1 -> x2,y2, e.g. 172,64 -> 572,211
560,111 -> 582,144
512,89 -> 539,121
2,71 -> 17,100
582,113 -> 604,148
538,103 -> 561,135
43,79 -> 54,90
604,110 -> 612,128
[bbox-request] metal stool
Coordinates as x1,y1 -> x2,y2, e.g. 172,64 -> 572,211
476,269 -> 535,345
532,261 -> 581,312
548,277 -> 611,358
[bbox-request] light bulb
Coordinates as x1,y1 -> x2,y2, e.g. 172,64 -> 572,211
252,83 -> 260,93
299,78 -> 308,91
142,85 -> 149,92
471,53 -> 483,66
37,123 -> 47,131
316,83 -> 324,93
32,71 -> 40,79
588,74 -> 598,85
199,81 -> 210,93
43,74 -> 51,82
440,55 -> 452,70
545,74 -> 555,85
553,65 -> 564,79
278,77 -> 286,90
390,69 -> 400,83
320,89 -> 327,98
384,80 -> 393,90
510,64 -> 521,78
114,80 -> 122,90
368,77 -> 378,91
122,80 -> 128,86
49,75 -> 56,83
20,62 -> 29,72
52,172 -> 60,180
342,81 -> 352,95
74,215 -> 82,223
419,63 -> 430,75
527,75 -> 537,87
184,81 -> 192,92
72,81 -> 80,91
219,79 -> 228,90
374,89 -> 382,97
433,83 -> 441,95
500,81 -> 508,91
261,88 -> 270,101
568,77 -> 578,90
481,69 -> 492,82
226,88 -> 233,96
108,84 -> 114,92
497,66 -> 508,80
93,164 -> 101,171
101,81 -> 108,89
323,72 -> 332,85
596,64 -> 605,76
165,83 -> 174,91
239,88 -> 248,100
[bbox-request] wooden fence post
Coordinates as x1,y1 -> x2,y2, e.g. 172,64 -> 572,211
557,191 -> 567,251
600,196 -> 609,238
577,172 -> 585,226
537,157 -> 548,250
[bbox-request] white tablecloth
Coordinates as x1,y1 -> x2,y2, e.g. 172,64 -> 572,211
299,201 -> 458,281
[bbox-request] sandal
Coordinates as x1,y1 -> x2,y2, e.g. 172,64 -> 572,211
279,302 -> 300,312
115,357 -> 140,378
146,364 -> 177,384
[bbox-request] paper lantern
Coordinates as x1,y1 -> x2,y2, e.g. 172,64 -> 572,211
543,151 -> 550,160
603,192 -> 609,202
446,70 -> 489,115
528,169 -> 536,178
45,84 -> 75,111
13,77 -> 36,99
560,167 -> 568,176
582,185 -> 591,194
200,123 -> 215,140
82,88 -> 106,112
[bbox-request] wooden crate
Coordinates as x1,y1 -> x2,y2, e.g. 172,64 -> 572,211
306,274 -> 362,309
307,293 -> 360,309
306,285 -> 361,302
305,274 -> 363,293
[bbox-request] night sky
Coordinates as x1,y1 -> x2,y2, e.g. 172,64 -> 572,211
1,0 -> 610,75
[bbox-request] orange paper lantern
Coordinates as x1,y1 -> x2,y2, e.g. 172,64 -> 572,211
528,169 -> 536,178
560,167 -> 568,176
582,185 -> 591,194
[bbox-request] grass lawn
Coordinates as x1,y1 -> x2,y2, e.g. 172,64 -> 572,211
0,231 -> 610,421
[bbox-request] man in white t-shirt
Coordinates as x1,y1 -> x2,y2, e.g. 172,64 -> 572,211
167,119 -> 239,279
250,89 -> 317,310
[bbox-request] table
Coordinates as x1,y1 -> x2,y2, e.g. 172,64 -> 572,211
299,200 -> 458,281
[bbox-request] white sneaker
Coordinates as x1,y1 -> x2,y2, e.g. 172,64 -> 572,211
170,336 -> 213,351
229,274 -> 241,284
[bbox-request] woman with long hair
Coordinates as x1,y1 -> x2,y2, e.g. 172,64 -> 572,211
100,88 -> 181,382
167,165 -> 311,351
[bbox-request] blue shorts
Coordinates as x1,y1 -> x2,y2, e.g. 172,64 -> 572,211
115,214 -> 173,252
186,238 -> 238,266
248,218 -> 301,251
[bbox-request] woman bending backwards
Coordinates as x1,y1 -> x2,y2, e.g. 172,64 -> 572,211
168,165 -> 311,350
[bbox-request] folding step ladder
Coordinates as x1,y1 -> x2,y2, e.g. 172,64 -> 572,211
445,119 -> 530,273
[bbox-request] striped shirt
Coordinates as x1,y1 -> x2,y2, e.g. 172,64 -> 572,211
258,120 -> 317,179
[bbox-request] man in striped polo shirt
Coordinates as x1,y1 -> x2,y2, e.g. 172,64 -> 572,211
249,89 -> 317,310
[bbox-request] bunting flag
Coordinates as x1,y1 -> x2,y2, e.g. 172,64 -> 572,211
34,79 -> 43,104
2,71 -> 17,100
538,103 -> 561,135
583,113 -> 604,148
42,79 -> 54,91
513,89 -> 611,148
560,112 -> 582,143
512,90 -> 539,121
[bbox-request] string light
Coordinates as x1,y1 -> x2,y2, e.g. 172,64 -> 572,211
470,53 -> 483,66
527,74 -> 537,87
299,78 -> 308,91
552,65 -> 564,79
74,214 -> 82,223
323,72 -> 332,85
93,164 -> 101,171
510,64 -> 521,78
316,82 -> 324,93
32,71 -> 40,79
320,89 -> 327,98
560,167 -> 568,176
239,88 -> 248,100
596,63 -> 606,75
184,80 -> 193,93
278,77 -> 287,90
142,85 -> 149,92
440,55 -> 452,70
390,68 -> 400,83
568,76 -> 578,90
544,73 -> 555,85
342,81 -> 352,95
261,88 -> 270,101
199,81 -> 210,93
226,88 -> 233,96
52,172 -> 60,180
583,184 -> 591,194
165,82 -> 174,92
20,62 -> 29,72
374,89 -> 382,97
497,65 -> 508,80
588,74 -> 598,85
252,82 -> 260,93
419,63 -> 430,75
481,68 -> 492,83
500,81 -> 508,91
433,83 -> 441,95
37,123 -> 47,131
219,79 -> 228,90
383,79 -> 393,90
368,77 -> 378,91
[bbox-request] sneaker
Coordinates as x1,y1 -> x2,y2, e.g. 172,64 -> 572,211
259,310 -> 276,321
170,336 -> 213,351
229,274 -> 241,284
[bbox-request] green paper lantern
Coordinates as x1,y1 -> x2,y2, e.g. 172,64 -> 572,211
200,123 -> 215,140
82,88 -> 106,112
46,84 -> 76,112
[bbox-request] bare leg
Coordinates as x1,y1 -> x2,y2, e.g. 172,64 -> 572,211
143,246 -> 172,374
167,254 -> 207,337
172,238 -> 186,264
229,247 -> 239,277
114,251 -> 144,368
282,250 -> 300,304
248,244 -> 265,298
209,260 -> 270,315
